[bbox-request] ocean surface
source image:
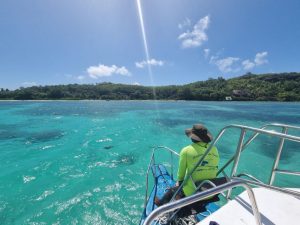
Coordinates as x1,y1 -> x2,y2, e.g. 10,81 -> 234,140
0,101 -> 300,225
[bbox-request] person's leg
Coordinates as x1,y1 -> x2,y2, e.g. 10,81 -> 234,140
155,186 -> 184,206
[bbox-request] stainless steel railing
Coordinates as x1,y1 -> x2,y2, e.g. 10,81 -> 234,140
143,146 -> 179,209
143,179 -> 262,225
143,177 -> 300,225
236,173 -> 264,184
144,123 -> 300,203
216,124 -> 299,173
168,123 -> 300,203
216,123 -> 300,185
142,123 -> 300,224
214,124 -> 300,198
233,177 -> 300,198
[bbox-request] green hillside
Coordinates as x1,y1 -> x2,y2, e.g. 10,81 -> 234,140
1,72 -> 300,101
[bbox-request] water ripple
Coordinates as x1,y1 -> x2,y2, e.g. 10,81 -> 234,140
23,175 -> 36,184
35,190 -> 55,201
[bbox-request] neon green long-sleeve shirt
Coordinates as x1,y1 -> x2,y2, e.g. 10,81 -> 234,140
177,142 -> 219,196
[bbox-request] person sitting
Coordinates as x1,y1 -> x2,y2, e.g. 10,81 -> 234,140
155,124 -> 220,206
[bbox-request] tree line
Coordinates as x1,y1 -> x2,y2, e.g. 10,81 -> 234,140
1,72 -> 300,101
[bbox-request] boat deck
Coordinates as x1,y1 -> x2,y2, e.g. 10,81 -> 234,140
198,188 -> 300,225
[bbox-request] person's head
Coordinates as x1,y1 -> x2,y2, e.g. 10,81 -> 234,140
185,124 -> 213,143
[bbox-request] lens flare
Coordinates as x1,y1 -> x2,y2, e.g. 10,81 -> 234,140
136,0 -> 157,99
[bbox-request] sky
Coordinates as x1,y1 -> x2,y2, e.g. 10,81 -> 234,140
0,0 -> 300,89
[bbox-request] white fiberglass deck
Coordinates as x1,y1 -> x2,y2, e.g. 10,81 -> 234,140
198,188 -> 300,225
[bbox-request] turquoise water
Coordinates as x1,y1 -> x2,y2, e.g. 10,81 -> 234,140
0,101 -> 300,224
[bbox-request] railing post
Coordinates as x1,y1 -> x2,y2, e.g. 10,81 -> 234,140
170,151 -> 173,179
227,128 -> 246,199
243,184 -> 262,225
269,127 -> 288,185
144,150 -> 155,209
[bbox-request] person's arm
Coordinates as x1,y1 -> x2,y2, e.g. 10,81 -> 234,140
177,148 -> 187,184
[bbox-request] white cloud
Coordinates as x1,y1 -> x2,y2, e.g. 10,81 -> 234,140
204,48 -> 210,59
77,75 -> 85,80
22,82 -> 37,87
178,18 -> 191,29
178,15 -> 210,48
209,55 -> 218,64
87,64 -> 131,79
115,67 -> 130,76
133,82 -> 141,86
254,51 -> 268,65
242,60 -> 255,70
208,50 -> 269,73
135,58 -> 164,68
211,56 -> 240,73
241,51 -> 268,70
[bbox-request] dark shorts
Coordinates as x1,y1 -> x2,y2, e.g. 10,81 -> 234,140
157,186 -> 185,206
